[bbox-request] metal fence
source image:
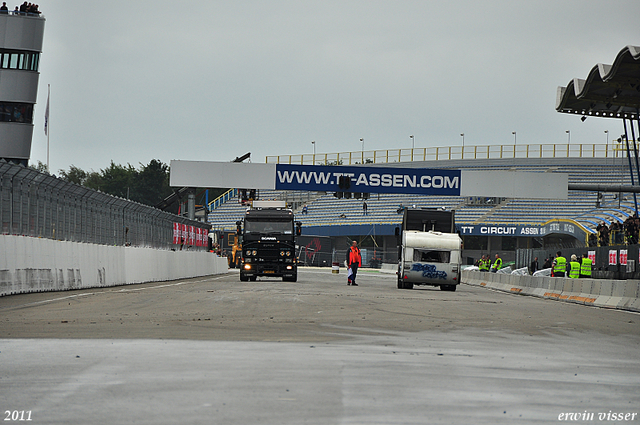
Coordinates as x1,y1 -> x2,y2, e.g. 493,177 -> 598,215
0,161 -> 209,249
266,143 -> 626,165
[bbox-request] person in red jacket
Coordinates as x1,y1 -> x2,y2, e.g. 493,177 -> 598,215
346,240 -> 362,286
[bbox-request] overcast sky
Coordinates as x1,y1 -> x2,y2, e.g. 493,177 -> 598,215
28,0 -> 639,174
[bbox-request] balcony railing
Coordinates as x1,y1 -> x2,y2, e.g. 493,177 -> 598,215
266,143 -> 629,165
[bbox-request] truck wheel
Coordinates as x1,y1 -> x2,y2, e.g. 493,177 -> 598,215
403,280 -> 413,290
240,274 -> 248,282
440,284 -> 456,292
283,274 -> 297,282
250,276 -> 257,281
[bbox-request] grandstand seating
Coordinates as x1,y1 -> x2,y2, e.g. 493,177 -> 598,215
206,156 -> 636,235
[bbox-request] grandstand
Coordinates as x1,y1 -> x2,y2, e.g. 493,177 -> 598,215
206,145 -> 633,265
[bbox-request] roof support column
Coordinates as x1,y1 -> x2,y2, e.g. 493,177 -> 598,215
623,118 -> 638,216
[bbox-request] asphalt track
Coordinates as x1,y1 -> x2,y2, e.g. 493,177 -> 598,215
1,268 -> 639,424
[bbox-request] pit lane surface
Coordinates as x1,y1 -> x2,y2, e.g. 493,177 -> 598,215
1,268 -> 638,424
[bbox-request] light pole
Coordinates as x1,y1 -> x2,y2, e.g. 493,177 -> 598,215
410,135 -> 414,149
312,140 -> 316,155
566,130 -> 570,144
360,138 -> 364,152
460,133 -> 464,147
512,131 -> 516,145
604,131 -> 609,156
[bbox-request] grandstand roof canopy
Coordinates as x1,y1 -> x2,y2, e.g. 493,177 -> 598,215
556,45 -> 640,120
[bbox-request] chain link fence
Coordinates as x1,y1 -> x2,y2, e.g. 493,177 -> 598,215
0,161 -> 209,249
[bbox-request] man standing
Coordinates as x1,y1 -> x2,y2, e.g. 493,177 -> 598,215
580,253 -> 593,278
491,253 -> 502,273
346,240 -> 362,286
552,251 -> 566,277
568,254 -> 581,279
478,255 -> 489,272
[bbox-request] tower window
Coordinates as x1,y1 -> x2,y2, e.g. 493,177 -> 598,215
0,50 -> 40,71
0,102 -> 33,123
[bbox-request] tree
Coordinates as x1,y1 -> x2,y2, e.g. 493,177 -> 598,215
55,160 -> 226,214
134,159 -> 172,207
98,161 -> 136,199
58,165 -> 88,185
29,161 -> 49,174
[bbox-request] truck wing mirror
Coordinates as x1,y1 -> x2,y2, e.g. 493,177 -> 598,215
295,221 -> 302,236
236,221 -> 242,235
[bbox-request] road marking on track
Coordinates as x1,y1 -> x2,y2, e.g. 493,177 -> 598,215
0,275 -> 231,310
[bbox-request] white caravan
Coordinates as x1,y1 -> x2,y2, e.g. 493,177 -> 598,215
397,230 -> 462,291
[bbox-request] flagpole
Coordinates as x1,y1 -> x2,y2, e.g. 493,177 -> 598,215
45,84 -> 50,172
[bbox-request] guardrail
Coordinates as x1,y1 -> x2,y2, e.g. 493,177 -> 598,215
463,269 -> 640,313
208,188 -> 237,211
266,143 -> 626,165
0,235 -> 228,297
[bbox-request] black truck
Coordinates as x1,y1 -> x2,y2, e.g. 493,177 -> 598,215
238,206 -> 301,282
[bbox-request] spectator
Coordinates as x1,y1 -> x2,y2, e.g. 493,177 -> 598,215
0,3 -> 8,13
588,232 -> 598,247
597,222 -> 609,246
610,221 -> 622,245
542,257 -> 552,269
624,215 -> 639,245
363,201 -> 368,216
301,204 -> 308,214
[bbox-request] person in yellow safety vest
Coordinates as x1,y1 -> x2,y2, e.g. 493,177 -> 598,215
568,254 -> 581,279
491,253 -> 502,273
479,255 -> 490,272
552,251 -> 566,277
580,254 -> 593,278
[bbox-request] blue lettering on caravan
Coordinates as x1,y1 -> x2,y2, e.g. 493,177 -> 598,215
410,263 -> 448,280
275,164 -> 461,195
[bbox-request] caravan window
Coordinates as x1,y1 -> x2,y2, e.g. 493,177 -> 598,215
413,249 -> 450,263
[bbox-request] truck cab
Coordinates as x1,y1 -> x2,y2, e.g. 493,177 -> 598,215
238,202 -> 301,282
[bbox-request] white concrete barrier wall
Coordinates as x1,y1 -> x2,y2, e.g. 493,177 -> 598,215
0,235 -> 228,297
462,270 -> 640,313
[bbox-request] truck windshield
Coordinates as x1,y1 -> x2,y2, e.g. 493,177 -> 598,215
413,249 -> 450,263
245,220 -> 292,235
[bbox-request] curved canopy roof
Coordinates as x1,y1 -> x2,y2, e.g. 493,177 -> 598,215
556,45 -> 640,120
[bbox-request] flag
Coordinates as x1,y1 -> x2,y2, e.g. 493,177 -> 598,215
44,86 -> 49,135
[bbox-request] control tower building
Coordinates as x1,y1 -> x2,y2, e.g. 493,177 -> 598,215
0,10 -> 45,166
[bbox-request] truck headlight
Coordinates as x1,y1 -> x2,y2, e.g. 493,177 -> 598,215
243,264 -> 252,270
280,251 -> 285,256
252,250 -> 257,256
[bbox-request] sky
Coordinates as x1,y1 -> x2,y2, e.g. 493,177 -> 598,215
27,0 -> 640,174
